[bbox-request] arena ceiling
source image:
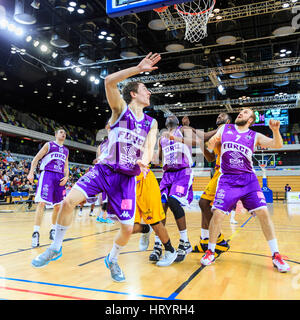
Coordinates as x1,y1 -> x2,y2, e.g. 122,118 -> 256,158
0,0 -> 299,130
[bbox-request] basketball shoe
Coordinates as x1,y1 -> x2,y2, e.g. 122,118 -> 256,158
201,249 -> 216,266
31,247 -> 62,268
104,254 -> 125,282
149,242 -> 162,262
32,231 -> 40,248
174,239 -> 192,262
272,252 -> 290,273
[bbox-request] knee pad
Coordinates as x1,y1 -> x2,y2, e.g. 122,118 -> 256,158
168,196 -> 185,220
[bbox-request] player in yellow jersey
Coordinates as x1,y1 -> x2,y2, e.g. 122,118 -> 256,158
133,168 -> 178,267
192,113 -> 232,256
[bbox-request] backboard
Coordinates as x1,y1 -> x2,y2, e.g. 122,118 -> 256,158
106,0 -> 191,18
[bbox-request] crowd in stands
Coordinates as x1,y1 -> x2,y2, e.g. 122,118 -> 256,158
0,150 -> 88,204
0,105 -> 97,146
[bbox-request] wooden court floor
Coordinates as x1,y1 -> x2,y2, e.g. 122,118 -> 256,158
0,202 -> 300,300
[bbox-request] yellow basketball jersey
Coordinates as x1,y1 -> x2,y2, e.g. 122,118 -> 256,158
214,142 -> 221,171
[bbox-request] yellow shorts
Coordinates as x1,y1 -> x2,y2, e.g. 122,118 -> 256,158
134,170 -> 165,225
201,170 -> 221,204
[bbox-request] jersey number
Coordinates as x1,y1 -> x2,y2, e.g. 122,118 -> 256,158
235,135 -> 241,141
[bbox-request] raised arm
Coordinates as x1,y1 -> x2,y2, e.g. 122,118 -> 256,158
105,53 -> 161,122
207,130 -> 222,151
256,119 -> 283,149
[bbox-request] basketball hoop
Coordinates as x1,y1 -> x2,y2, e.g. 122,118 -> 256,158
174,0 -> 216,43
259,163 -> 267,179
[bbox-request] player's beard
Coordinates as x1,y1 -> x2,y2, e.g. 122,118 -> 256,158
235,118 -> 248,126
216,119 -> 226,126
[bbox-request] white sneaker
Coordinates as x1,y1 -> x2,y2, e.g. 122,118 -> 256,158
78,210 -> 83,217
139,226 -> 152,251
32,231 -> 40,248
201,249 -> 216,266
272,252 -> 290,273
156,250 -> 177,267
230,219 -> 238,224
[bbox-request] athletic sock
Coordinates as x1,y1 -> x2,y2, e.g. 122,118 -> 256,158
268,238 -> 279,255
33,225 -> 40,233
50,224 -> 68,251
201,228 -> 209,239
179,229 -> 188,242
109,242 -> 124,263
163,239 -> 175,253
208,242 -> 216,252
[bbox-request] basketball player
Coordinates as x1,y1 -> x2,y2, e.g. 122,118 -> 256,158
134,168 -> 177,266
200,108 -> 290,273
192,113 -> 231,256
27,128 -> 69,247
31,52 -> 161,283
158,115 -> 195,262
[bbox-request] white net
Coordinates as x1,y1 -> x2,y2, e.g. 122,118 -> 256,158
174,0 -> 216,43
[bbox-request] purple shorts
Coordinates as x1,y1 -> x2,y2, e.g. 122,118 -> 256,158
73,164 -> 136,225
212,172 -> 267,215
35,170 -> 66,206
160,167 -> 194,206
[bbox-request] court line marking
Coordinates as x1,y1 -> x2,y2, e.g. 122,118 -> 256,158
0,285 -> 92,300
167,215 -> 300,300
78,249 -> 152,266
0,277 -> 168,300
0,228 -> 119,257
167,215 -> 254,300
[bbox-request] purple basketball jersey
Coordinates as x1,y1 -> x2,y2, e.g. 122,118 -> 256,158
40,141 -> 69,173
98,106 -> 154,176
161,126 -> 193,172
220,124 -> 257,174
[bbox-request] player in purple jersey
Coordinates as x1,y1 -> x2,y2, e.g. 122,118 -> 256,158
27,128 -> 69,248
157,115 -> 195,262
31,52 -> 161,282
201,108 -> 290,272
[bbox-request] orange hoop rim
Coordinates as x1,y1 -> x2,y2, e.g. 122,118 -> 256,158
174,0 -> 216,16
153,6 -> 169,13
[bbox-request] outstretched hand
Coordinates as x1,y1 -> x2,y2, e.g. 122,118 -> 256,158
137,52 -> 161,73
269,119 -> 280,131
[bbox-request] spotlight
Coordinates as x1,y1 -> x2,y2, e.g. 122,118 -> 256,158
77,8 -> 85,14
40,44 -> 48,52
69,1 -> 77,6
26,35 -> 32,42
101,31 -> 107,35
89,75 -> 96,82
67,7 -> 75,12
64,59 -> 71,67
52,52 -> 58,59
106,36 -> 112,41
0,19 -> 8,29
75,67 -> 81,73
8,23 -> 16,32
15,27 -> 24,36
80,70 -> 86,76
98,35 -> 104,39
94,78 -> 100,85
33,40 -> 40,47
